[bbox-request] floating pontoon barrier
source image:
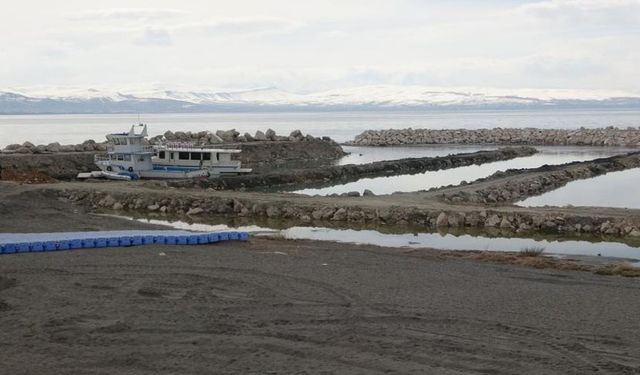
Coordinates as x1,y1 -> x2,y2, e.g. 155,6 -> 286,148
0,230 -> 249,255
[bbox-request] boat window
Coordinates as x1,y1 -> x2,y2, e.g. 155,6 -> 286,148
116,154 -> 124,161
179,152 -> 190,160
124,154 -> 132,161
190,152 -> 202,160
170,152 -> 174,160
129,138 -> 139,145
216,153 -> 220,161
202,152 -> 211,161
159,151 -> 165,159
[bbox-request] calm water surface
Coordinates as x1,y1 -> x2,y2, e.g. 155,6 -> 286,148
1,109 -> 640,147
129,217 -> 640,260
298,146 -> 633,195
518,168 -> 640,209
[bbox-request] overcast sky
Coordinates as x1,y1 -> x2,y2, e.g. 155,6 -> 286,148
1,0 -> 639,93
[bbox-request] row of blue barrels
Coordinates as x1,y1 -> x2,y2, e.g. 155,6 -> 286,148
0,231 -> 249,255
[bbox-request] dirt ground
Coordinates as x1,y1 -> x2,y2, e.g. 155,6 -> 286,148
1,183 -> 640,374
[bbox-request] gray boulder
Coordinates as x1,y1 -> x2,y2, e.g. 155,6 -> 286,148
288,129 -> 304,142
265,129 -> 277,141
254,130 -> 267,141
216,129 -> 239,143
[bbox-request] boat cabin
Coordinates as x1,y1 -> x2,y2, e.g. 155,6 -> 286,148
95,124 -> 153,173
152,144 -> 245,174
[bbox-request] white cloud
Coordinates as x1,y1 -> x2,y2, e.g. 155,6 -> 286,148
517,0 -> 640,27
0,1 -> 638,93
69,8 -> 190,21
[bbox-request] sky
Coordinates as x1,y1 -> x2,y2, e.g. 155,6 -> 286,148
1,0 -> 639,93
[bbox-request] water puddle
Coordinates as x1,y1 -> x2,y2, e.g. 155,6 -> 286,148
518,168 -> 640,209
122,216 -> 640,261
297,146 -> 633,195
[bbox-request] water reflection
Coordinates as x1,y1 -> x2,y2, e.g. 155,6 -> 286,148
518,168 -> 640,209
129,217 -> 640,260
298,146 -> 633,195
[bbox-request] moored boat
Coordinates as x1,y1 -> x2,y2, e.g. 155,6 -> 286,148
78,124 -> 248,180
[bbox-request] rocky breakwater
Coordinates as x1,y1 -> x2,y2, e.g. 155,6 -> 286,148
151,129 -> 345,168
351,127 -> 640,147
1,140 -> 106,154
55,181 -> 640,239
440,152 -> 640,205
0,129 -> 345,180
171,147 -> 537,191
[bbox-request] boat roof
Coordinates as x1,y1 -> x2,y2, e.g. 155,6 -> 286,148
155,146 -> 242,153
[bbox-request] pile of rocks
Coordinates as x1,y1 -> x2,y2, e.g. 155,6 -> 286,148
1,140 -> 107,154
350,127 -> 640,147
441,152 -> 640,205
149,129 -> 318,145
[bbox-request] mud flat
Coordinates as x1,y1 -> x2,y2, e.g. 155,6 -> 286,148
1,184 -> 640,374
351,127 -> 640,147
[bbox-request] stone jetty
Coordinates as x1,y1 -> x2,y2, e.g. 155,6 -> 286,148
350,127 -> 640,147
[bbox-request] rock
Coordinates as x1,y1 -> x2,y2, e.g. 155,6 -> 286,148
203,133 -> 222,144
147,204 -> 160,211
265,129 -> 277,141
436,212 -> 448,227
484,214 -> 501,227
266,206 -> 281,218
254,130 -> 267,141
300,215 -> 312,223
244,132 -> 255,142
346,191 -> 360,197
112,202 -> 124,210
499,217 -> 514,229
363,189 -> 375,196
216,129 -> 239,143
331,208 -> 347,221
288,129 -> 304,142
164,131 -> 175,140
22,141 -> 35,149
4,144 -> 21,151
629,230 -> 640,237
187,207 -> 204,216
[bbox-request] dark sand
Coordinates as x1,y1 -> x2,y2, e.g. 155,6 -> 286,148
1,183 -> 640,374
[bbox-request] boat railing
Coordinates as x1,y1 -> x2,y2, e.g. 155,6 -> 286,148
94,154 -> 110,162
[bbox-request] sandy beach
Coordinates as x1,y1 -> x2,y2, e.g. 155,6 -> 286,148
1,182 -> 640,374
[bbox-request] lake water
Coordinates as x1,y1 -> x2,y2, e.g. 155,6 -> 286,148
128,217 -> 640,261
518,168 -> 640,209
297,146 -> 633,195
1,109 -> 640,147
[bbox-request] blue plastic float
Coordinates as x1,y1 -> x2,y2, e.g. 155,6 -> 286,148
0,230 -> 249,255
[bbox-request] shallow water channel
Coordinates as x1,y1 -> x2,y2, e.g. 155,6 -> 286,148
518,168 -> 640,209
296,146 -> 634,196
123,216 -> 640,262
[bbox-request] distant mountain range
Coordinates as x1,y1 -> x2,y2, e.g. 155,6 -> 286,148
1,85 -> 640,114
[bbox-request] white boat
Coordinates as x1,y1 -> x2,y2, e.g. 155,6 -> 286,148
79,124 -> 215,180
152,143 -> 252,176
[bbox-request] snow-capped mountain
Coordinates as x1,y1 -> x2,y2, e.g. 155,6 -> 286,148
1,85 -> 639,114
